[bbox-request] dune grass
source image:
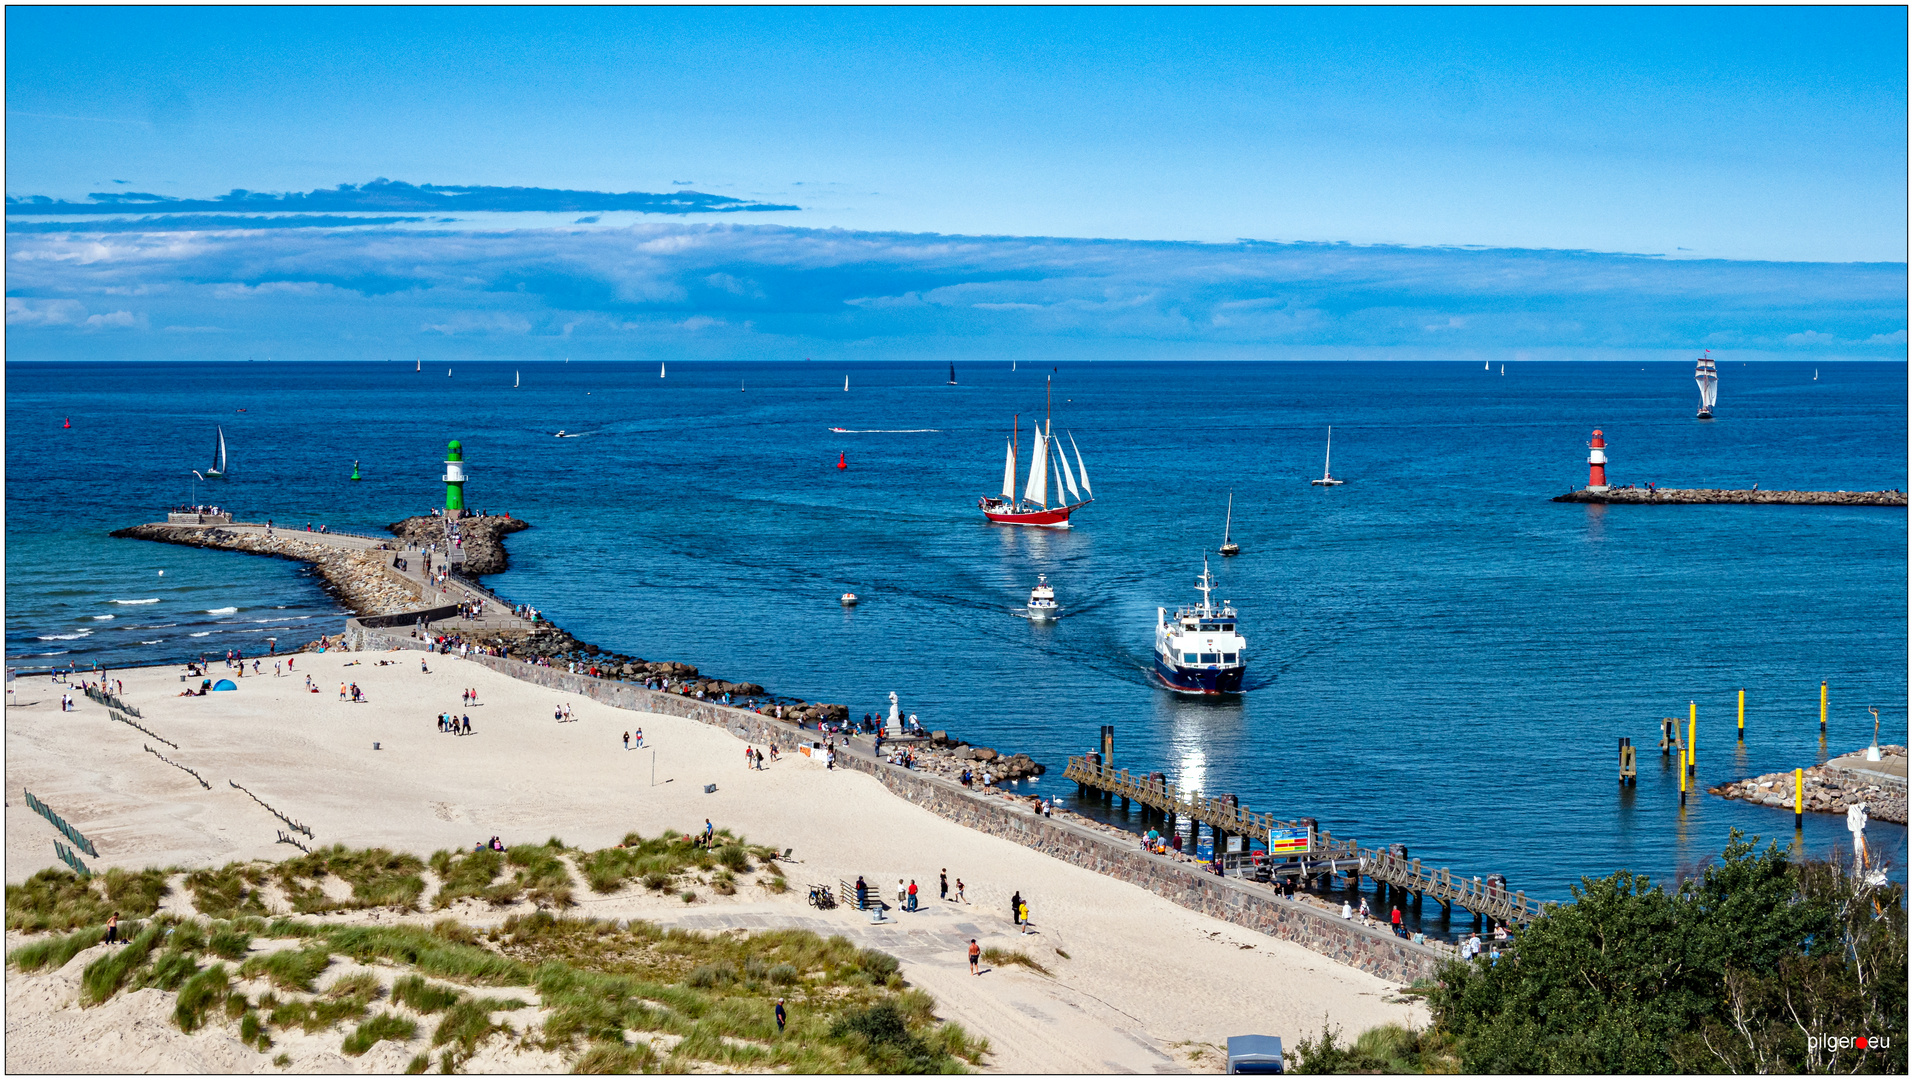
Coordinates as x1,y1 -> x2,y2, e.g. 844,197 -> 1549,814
275,846 -> 426,913
7,836 -> 979,1073
186,862 -> 270,920
6,867 -> 171,932
979,947 -> 1052,976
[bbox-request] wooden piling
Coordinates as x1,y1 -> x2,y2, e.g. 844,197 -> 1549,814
1619,737 -> 1636,786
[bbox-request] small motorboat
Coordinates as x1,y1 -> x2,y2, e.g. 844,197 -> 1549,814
1024,574 -> 1059,621
840,593 -> 859,607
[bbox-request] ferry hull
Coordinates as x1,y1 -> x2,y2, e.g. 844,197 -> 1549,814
1154,655 -> 1246,694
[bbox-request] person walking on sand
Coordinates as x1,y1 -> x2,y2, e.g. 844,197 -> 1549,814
896,879 -> 907,910
775,999 -> 786,1035
1391,905 -> 1404,937
907,879 -> 919,911
955,878 -> 967,903
634,728 -> 643,747
1019,900 -> 1032,934
968,939 -> 981,975
1010,890 -> 1023,927
623,731 -> 630,750
939,869 -> 948,901
746,745 -> 755,769
104,912 -> 120,945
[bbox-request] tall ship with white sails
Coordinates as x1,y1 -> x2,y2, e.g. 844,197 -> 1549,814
1694,352 -> 1718,419
978,378 -> 1092,527
1154,559 -> 1246,694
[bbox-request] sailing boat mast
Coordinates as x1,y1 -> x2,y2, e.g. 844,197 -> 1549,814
1220,492 -> 1239,555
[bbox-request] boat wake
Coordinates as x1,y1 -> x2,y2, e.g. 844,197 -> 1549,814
827,428 -> 942,433
113,598 -> 160,605
205,606 -> 239,615
37,631 -> 93,641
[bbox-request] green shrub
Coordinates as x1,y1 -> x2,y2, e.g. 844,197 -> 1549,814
573,1043 -> 659,1073
79,921 -> 159,1005
856,948 -> 901,979
239,1012 -> 261,1043
186,863 -> 269,920
687,963 -> 735,988
641,872 -> 671,891
716,845 -> 750,872
432,997 -> 512,1053
343,1012 -> 420,1055
141,949 -> 202,991
209,925 -> 252,960
980,947 -> 1051,976
404,1053 -> 430,1074
768,962 -> 798,985
174,963 -> 229,1032
6,867 -> 168,932
240,945 -> 333,992
392,974 -> 463,1014
9,924 -> 105,972
681,890 -> 698,904
430,848 -> 504,909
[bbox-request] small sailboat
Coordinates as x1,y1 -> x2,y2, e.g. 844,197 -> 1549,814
1219,493 -> 1239,555
660,362 -> 666,379
514,371 -> 520,388
1484,359 -> 1490,371
1023,574 -> 1059,621
447,368 -> 452,377
741,379 -> 746,393
350,460 -> 362,482
1695,351 -> 1718,419
844,375 -> 849,392
204,426 -> 229,479
1311,427 -> 1345,486
1499,364 -> 1505,375
1814,369 -> 1819,381
415,359 -> 420,372
948,361 -> 957,385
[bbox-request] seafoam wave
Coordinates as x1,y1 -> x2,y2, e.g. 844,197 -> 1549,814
188,631 -> 213,637
113,598 -> 160,605
205,607 -> 238,615
92,615 -> 116,621
139,639 -> 165,645
37,631 -> 93,641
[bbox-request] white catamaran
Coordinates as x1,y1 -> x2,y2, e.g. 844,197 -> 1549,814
1695,352 -> 1718,419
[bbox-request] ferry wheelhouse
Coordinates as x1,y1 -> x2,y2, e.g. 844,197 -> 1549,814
1154,560 -> 1246,694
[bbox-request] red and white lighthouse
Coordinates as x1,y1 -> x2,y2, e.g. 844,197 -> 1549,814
1587,429 -> 1609,491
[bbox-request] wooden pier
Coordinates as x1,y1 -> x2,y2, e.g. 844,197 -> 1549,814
1064,753 -> 1547,926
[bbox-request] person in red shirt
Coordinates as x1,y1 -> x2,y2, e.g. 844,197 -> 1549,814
1391,905 -> 1404,937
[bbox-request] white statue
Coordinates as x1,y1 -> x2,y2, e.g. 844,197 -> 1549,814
886,691 -> 901,737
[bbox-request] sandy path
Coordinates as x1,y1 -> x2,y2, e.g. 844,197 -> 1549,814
6,653 -> 1425,1071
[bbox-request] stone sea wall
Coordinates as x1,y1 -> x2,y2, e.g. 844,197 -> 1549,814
386,514 -> 529,574
1710,746 -> 1908,825
1554,488 -> 1907,506
111,524 -> 421,616
350,625 -> 1444,984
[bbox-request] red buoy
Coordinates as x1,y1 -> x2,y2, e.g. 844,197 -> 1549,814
837,452 -> 847,470
63,417 -> 71,429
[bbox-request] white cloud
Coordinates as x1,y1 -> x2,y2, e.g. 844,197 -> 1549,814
1783,330 -> 1836,346
6,297 -> 86,326
83,310 -> 146,330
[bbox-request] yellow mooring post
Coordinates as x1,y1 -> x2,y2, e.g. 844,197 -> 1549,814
1794,767 -> 1804,828
1679,748 -> 1688,807
1738,689 -> 1746,740
1688,703 -> 1697,778
1820,682 -> 1828,732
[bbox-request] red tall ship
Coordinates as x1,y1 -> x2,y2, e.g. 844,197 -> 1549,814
978,379 -> 1093,528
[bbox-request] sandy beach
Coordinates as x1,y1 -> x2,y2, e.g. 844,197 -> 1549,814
6,651 -> 1425,1072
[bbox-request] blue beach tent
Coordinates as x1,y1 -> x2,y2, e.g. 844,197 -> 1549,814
211,679 -> 238,691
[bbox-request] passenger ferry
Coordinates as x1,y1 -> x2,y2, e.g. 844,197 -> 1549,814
1154,560 -> 1246,694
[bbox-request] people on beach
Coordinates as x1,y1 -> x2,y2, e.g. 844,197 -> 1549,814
1010,890 -> 1023,926
855,875 -> 869,910
104,912 -> 120,945
968,939 -> 981,975
623,731 -> 630,750
907,879 -> 919,911
955,878 -> 967,903
634,728 -> 643,747
896,879 -> 907,910
746,746 -> 755,769
775,999 -> 786,1035
1391,905 -> 1404,937
939,869 -> 949,901
1341,901 -> 1353,919
1019,900 -> 1032,933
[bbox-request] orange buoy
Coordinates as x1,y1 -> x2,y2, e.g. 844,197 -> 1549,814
837,452 -> 847,470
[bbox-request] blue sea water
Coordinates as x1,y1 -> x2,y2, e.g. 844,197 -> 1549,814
6,359 -> 1907,911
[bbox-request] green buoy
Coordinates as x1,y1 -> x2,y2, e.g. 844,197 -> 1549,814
350,460 -> 362,482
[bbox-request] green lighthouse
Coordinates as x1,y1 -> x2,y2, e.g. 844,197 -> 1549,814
442,440 -> 467,518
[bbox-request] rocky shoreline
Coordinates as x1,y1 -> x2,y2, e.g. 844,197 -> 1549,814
1709,745 -> 1908,824
1554,488 -> 1906,506
385,513 -> 529,574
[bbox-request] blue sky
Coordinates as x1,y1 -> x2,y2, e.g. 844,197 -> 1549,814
5,7 -> 1906,360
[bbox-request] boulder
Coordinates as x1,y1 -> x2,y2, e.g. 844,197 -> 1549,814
970,747 -> 998,762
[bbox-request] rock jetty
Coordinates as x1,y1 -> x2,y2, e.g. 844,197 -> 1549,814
1709,745 -> 1908,825
385,514 -> 528,574
109,524 -> 420,616
1554,488 -> 1906,506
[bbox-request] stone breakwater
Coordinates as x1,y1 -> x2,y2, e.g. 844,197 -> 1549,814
347,624 -> 1444,984
385,514 -> 529,574
1553,488 -> 1907,506
1709,746 -> 1908,825
110,524 -> 421,617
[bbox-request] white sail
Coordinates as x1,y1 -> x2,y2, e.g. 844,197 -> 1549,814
1024,422 -> 1049,507
1001,439 -> 1017,501
1057,435 -> 1082,502
1052,448 -> 1067,510
1695,358 -> 1719,410
514,370 -> 520,387
1223,493 -> 1233,545
1324,426 -> 1333,480
844,375 -> 849,391
1069,432 -> 1092,498
660,363 -> 666,378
